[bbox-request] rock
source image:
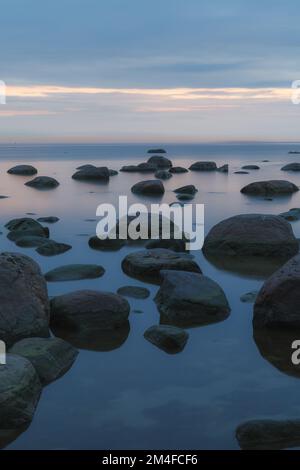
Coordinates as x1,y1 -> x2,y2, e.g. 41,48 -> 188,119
279,208 -> 300,221
176,194 -> 194,201
203,214 -> 298,259
0,354 -> 42,429
147,148 -> 167,154
109,169 -> 118,176
241,180 -> 299,195
15,235 -> 50,248
36,240 -> 72,256
253,254 -> 300,328
122,248 -> 201,283
76,164 -> 95,170
241,165 -> 260,170
236,419 -> 300,450
155,170 -> 172,180
0,253 -> 49,346
0,195 -> 9,199
147,156 -> 172,169
72,166 -> 110,182
7,165 -> 37,176
8,228 -> 49,242
144,325 -> 188,353
155,270 -> 230,327
9,337 -> 78,385
240,291 -> 258,303
262,160 -> 270,162
174,185 -> 197,195
5,217 -> 46,233
131,179 -> 165,196
288,151 -> 300,154
88,236 -> 126,251
117,286 -> 150,299
218,164 -> 229,173
234,171 -> 249,174
37,216 -> 59,224
50,290 -> 130,331
189,161 -> 217,171
120,163 -> 156,173
170,166 -> 188,174
45,264 -> 105,282
25,176 -> 59,189
281,163 -> 300,171
145,238 -> 187,252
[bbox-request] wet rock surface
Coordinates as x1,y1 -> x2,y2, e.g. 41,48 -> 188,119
144,325 -> 189,353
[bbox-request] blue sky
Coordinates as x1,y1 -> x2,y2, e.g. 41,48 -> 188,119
1,0 -> 300,142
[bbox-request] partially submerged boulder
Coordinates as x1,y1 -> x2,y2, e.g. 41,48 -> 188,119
169,166 -> 188,174
155,170 -> 172,180
117,286 -> 150,299
45,264 -> 105,282
72,166 -> 110,182
25,176 -> 59,189
120,163 -> 156,173
7,165 -> 37,176
241,180 -> 298,196
147,155 -> 172,169
189,161 -> 217,171
131,179 -> 165,196
144,325 -> 189,354
281,163 -> 300,171
174,185 -> 198,195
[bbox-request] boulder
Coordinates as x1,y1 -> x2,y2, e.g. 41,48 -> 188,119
189,161 -> 217,171
203,214 -> 298,259
236,419 -> 300,450
88,236 -> 126,251
120,163 -> 156,173
241,165 -> 260,170
253,254 -> 300,328
131,180 -> 165,196
0,253 -> 49,346
45,264 -> 105,282
122,249 -> 201,283
15,235 -> 50,248
218,164 -> 229,173
174,185 -> 197,195
155,170 -> 172,180
169,166 -> 188,174
7,165 -> 37,176
9,337 -> 78,385
281,163 -> 300,171
147,156 -> 172,169
0,354 -> 42,429
144,325 -> 189,353
25,176 -> 59,189
117,286 -> 150,299
155,270 -> 230,327
36,240 -> 72,256
37,216 -> 59,224
5,217 -> 46,233
72,166 -> 110,182
241,180 -> 299,195
8,228 -> 49,242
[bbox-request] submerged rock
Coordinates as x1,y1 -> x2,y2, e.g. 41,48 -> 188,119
109,169 -> 118,176
281,163 -> 300,171
155,170 -> 172,180
241,165 -> 260,170
36,240 -> 72,256
0,354 -> 42,429
240,291 -> 258,303
45,264 -> 105,282
117,286 -> 150,299
203,214 -> 298,259
236,419 -> 300,450
8,228 -> 49,242
10,337 -> 78,385
122,248 -> 201,284
131,179 -> 165,196
25,176 -> 59,189
155,270 -> 230,327
189,161 -> 217,171
37,216 -> 59,224
241,180 -> 299,195
7,165 -> 37,176
15,235 -> 50,248
72,166 -> 110,182
253,254 -> 300,328
217,164 -> 229,173
174,185 -> 198,195
88,236 -> 126,251
5,217 -> 46,233
147,155 -> 172,169
147,148 -> 167,154
234,171 -> 249,174
144,325 -> 189,353
0,253 -> 49,346
170,166 -> 188,174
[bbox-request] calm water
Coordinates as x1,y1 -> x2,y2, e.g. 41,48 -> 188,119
1,142 -> 300,450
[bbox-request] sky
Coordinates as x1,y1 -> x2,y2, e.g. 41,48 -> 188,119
0,0 -> 300,143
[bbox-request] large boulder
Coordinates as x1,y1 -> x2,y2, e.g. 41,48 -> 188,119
189,161 -> 217,171
241,180 -> 299,195
0,354 -> 42,429
144,325 -> 189,354
0,253 -> 49,346
122,249 -> 201,283
131,180 -> 165,196
202,214 -> 298,259
281,163 -> 300,171
7,165 -> 37,176
72,166 -> 110,182
9,337 -> 78,385
25,176 -> 59,189
236,419 -> 300,450
253,254 -> 300,328
155,270 -> 230,327
147,156 -> 172,169
45,264 -> 105,282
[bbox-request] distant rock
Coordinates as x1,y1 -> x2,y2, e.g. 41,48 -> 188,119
120,163 -> 156,173
240,291 -> 258,303
45,264 -> 105,282
147,149 -> 167,154
170,166 -> 188,174
234,171 -> 249,174
117,286 -> 150,299
241,165 -> 260,170
7,165 -> 37,176
203,214 -> 298,259
189,161 -> 217,171
25,176 -> 59,190
144,325 -> 189,353
131,179 -> 165,196
72,166 -> 109,182
253,254 -> 300,328
288,151 -> 300,154
122,248 -> 201,283
147,155 -> 172,169
155,170 -> 172,180
37,216 -> 59,224
0,354 -> 42,429
236,419 -> 300,450
174,185 -> 198,195
218,164 -> 229,173
9,337 -> 78,385
0,253 -> 49,346
88,236 -> 126,251
241,180 -> 299,195
279,208 -> 300,221
155,270 -> 230,327
281,163 -> 300,171
36,240 -> 72,256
